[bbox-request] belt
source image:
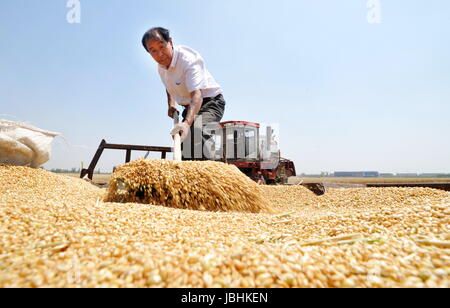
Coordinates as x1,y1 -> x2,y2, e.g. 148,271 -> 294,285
202,94 -> 223,103
182,94 -> 223,109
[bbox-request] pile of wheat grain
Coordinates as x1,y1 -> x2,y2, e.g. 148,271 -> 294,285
1,165 -> 449,288
105,159 -> 271,213
0,164 -> 103,205
263,185 -> 450,212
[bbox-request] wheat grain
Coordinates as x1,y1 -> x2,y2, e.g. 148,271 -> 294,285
0,164 -> 449,288
104,159 -> 271,213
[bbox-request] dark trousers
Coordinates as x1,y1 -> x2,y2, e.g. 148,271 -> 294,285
181,94 -> 226,160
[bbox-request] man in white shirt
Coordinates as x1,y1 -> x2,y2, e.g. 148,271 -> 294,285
142,27 -> 226,160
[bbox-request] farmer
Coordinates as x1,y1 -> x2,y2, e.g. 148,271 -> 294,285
142,27 -> 225,160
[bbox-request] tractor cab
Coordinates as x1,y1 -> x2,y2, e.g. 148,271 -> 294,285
217,121 -> 261,161
212,121 -> 294,184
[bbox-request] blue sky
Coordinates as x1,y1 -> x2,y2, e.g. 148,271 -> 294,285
1,0 -> 449,173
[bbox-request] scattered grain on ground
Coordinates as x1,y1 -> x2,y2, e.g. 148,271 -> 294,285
1,165 -> 449,287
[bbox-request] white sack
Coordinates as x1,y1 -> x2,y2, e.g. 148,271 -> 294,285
0,120 -> 60,168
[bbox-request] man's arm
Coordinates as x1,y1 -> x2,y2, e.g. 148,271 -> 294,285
167,90 -> 177,118
170,90 -> 202,141
183,90 -> 202,126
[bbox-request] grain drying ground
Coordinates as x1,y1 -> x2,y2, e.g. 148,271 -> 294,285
1,165 -> 449,288
289,177 -> 450,184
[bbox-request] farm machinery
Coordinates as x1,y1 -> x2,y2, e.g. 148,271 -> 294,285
212,121 -> 295,185
80,120 -> 326,195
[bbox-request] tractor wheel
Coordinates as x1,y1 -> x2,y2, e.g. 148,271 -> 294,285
275,167 -> 288,185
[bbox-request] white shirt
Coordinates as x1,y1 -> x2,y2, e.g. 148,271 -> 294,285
158,45 -> 222,106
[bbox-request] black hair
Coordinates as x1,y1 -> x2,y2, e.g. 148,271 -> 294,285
142,27 -> 171,51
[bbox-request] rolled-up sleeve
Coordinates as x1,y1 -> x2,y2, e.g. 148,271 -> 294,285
185,63 -> 206,93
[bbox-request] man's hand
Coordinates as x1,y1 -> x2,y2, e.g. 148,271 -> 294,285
170,122 -> 191,142
168,105 -> 178,118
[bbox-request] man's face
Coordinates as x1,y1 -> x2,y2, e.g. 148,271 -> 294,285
146,38 -> 173,68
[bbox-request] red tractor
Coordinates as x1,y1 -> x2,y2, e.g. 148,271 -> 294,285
80,120 -> 326,194
212,121 -> 296,185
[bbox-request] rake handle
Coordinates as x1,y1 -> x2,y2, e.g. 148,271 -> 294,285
173,133 -> 182,162
172,110 -> 182,162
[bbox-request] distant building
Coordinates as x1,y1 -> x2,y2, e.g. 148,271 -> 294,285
333,171 -> 379,177
396,173 -> 418,177
380,173 -> 394,177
